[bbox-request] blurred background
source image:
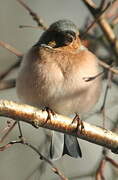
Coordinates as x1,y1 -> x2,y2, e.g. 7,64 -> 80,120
0,0 -> 118,180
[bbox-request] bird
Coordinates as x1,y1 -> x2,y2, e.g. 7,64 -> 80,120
16,19 -> 101,160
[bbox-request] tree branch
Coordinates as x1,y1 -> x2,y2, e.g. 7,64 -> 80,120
0,41 -> 22,81
0,99 -> 118,154
82,0 -> 118,62
0,40 -> 23,57
16,0 -> 48,30
0,61 -> 21,80
98,59 -> 118,75
0,139 -> 68,180
0,79 -> 16,90
24,142 -> 68,180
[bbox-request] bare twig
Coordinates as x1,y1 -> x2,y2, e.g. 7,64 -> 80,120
95,107 -> 118,180
16,0 -> 48,30
81,1 -> 110,38
0,40 -> 23,57
0,79 -> 16,90
0,100 -> 118,154
112,15 -> 118,25
0,60 -> 21,80
19,25 -> 41,29
105,0 -> 118,20
100,70 -> 113,128
99,0 -> 108,12
0,121 -> 17,144
24,142 -> 68,180
0,139 -> 68,180
105,156 -> 118,168
82,0 -> 118,62
98,60 -> 118,75
0,120 -> 13,134
83,0 -> 96,8
98,15 -> 118,57
96,159 -> 106,180
95,152 -> 118,180
0,41 -> 22,81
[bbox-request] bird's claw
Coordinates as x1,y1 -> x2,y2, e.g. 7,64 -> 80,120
42,107 -> 55,126
72,113 -> 84,134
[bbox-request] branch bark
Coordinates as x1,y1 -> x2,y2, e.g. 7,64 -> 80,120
0,40 -> 23,57
82,0 -> 118,63
16,0 -> 48,30
0,79 -> 16,90
0,99 -> 118,154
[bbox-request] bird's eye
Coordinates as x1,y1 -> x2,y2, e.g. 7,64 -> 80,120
65,31 -> 76,39
64,34 -> 73,44
51,30 -> 76,47
63,31 -> 76,45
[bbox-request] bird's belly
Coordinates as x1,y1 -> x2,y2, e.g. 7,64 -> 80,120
49,84 -> 101,115
17,70 -> 101,116
41,78 -> 101,115
17,55 -> 101,116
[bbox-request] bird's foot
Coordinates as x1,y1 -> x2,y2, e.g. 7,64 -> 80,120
42,107 -> 55,126
72,113 -> 84,134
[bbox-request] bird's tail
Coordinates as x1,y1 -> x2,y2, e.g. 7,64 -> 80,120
50,131 -> 82,160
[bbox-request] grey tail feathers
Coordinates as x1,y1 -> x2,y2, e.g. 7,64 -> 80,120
50,131 -> 82,160
63,134 -> 82,158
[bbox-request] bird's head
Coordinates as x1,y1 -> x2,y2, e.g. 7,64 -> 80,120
39,19 -> 79,48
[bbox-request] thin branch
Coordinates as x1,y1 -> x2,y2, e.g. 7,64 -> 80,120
19,25 -> 41,29
0,60 -> 21,80
112,15 -> 118,25
81,1 -> 110,38
100,70 -> 113,128
24,142 -> 68,180
96,159 -> 106,180
0,100 -> 118,154
16,0 -> 48,30
105,156 -> 118,168
98,16 -> 118,57
83,0 -> 96,8
95,151 -> 118,180
82,0 -> 118,62
0,79 -> 16,90
0,139 -> 68,180
98,60 -> 118,75
105,0 -> 118,20
0,121 -> 17,144
99,0 -> 106,11
0,40 -> 23,57
0,40 -> 22,81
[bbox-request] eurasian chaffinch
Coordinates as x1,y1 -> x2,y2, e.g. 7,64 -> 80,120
16,19 -> 101,160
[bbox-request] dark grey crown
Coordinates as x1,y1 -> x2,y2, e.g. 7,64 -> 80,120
48,19 -> 79,34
